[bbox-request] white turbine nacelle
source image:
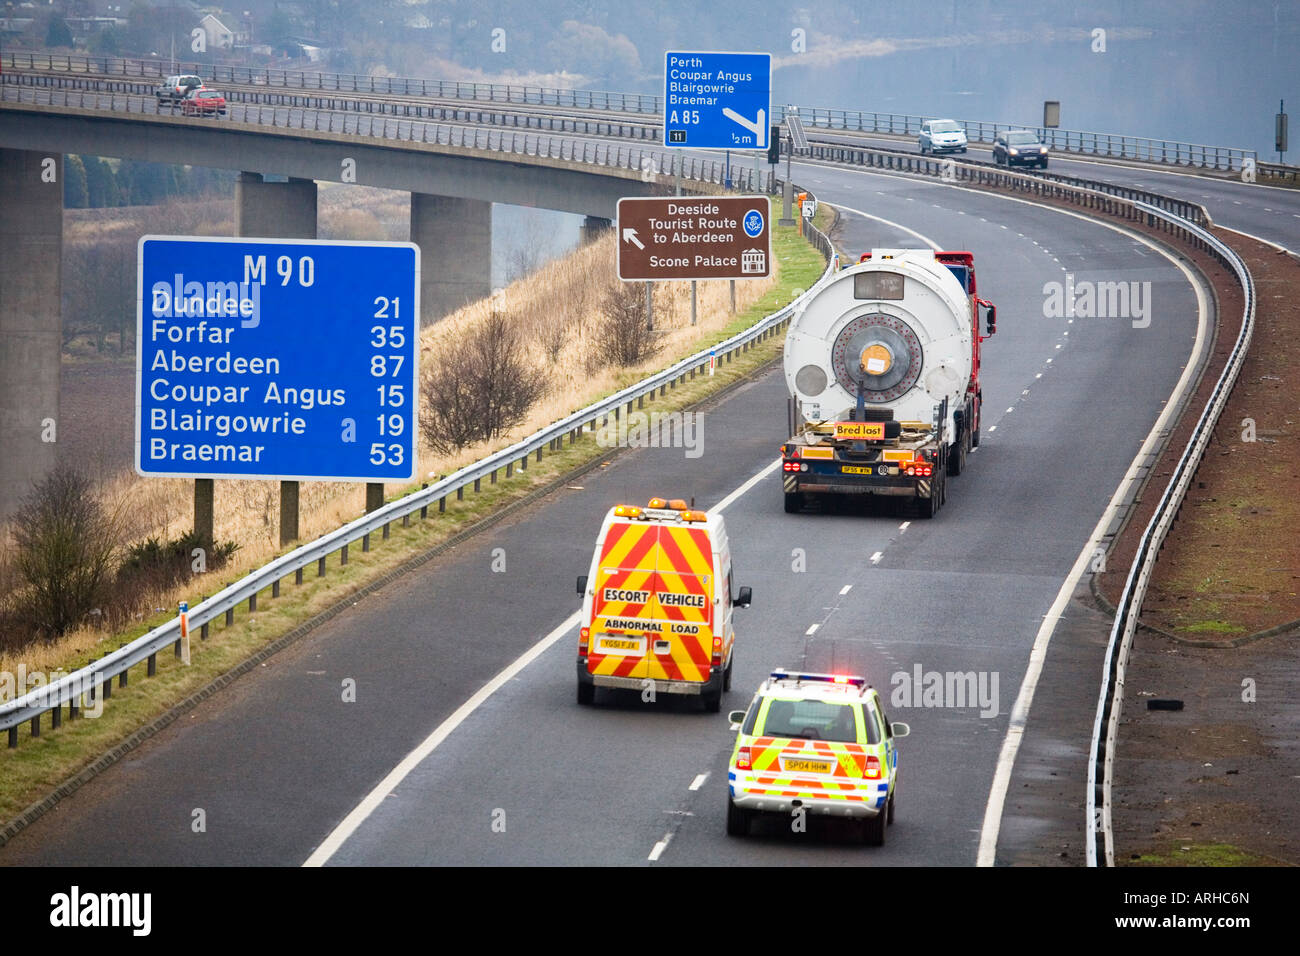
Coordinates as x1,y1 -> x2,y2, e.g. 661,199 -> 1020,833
784,249 -> 972,438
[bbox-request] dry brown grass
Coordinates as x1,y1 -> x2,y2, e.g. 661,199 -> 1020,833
2,214 -> 776,676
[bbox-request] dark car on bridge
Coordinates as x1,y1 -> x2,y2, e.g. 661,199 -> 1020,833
181,89 -> 227,117
993,129 -> 1050,169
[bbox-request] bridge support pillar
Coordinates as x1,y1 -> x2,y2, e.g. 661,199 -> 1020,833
410,193 -> 491,324
580,215 -> 612,245
236,173 -> 317,547
235,173 -> 318,240
0,148 -> 62,522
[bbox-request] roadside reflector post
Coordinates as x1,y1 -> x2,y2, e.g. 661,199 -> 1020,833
179,601 -> 191,665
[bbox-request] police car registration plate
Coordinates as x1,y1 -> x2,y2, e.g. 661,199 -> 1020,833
783,757 -> 832,774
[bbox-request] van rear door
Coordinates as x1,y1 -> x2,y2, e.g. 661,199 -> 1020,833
646,525 -> 715,684
587,520 -> 658,681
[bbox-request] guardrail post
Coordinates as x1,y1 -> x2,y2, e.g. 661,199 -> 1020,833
51,705 -> 61,729
318,556 -> 327,576
341,543 -> 349,566
272,579 -> 280,598
7,727 -> 15,748
249,593 -> 257,612
362,532 -> 371,551
30,714 -> 40,738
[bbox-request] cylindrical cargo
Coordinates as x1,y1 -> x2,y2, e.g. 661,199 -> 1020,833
784,249 -> 973,436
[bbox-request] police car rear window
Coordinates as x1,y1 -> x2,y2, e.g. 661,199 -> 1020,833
760,698 -> 874,744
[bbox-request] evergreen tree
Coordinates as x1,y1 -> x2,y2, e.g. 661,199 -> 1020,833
64,155 -> 89,209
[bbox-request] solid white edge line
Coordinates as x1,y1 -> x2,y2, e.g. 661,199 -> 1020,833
304,457 -> 783,866
302,607 -> 581,867
974,229 -> 1211,867
1214,225 -> 1299,258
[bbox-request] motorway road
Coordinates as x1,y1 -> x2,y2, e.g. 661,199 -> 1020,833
0,159 -> 1205,866
808,131 -> 1300,252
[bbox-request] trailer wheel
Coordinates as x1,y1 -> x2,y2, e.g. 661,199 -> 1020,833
784,492 -> 804,514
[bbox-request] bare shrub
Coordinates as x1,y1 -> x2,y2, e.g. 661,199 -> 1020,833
10,465 -> 120,642
592,281 -> 661,370
421,310 -> 549,454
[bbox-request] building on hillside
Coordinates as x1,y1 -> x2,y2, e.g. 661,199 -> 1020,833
198,13 -> 234,50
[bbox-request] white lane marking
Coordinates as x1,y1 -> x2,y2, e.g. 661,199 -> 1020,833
839,584 -> 853,595
713,458 -> 781,513
1005,407 -> 1014,413
870,551 -> 883,564
689,773 -> 709,791
1035,373 -> 1043,379
899,521 -> 910,532
304,457 -> 781,867
806,623 -> 819,635
987,425 -> 997,432
833,204 -> 940,249
303,607 -> 580,866
977,229 -> 1212,867
648,834 -> 672,861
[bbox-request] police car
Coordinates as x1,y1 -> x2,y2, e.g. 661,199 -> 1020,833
725,670 -> 909,845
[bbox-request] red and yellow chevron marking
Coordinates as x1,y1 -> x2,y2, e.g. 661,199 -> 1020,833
586,519 -> 721,684
745,737 -> 871,791
588,521 -> 659,679
646,525 -> 714,683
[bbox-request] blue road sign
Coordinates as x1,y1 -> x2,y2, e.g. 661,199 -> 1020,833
663,50 -> 771,150
136,236 -> 419,483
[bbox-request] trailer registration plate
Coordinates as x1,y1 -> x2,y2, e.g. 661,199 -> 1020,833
841,465 -> 873,475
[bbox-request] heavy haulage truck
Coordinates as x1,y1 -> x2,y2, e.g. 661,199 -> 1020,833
781,249 -> 997,517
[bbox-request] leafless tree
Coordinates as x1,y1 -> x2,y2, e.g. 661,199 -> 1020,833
422,310 -> 550,454
593,281 -> 661,370
10,465 -> 121,641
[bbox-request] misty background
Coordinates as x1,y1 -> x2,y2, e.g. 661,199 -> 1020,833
180,0 -> 1297,158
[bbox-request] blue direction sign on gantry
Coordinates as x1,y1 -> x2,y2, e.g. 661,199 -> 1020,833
136,236 -> 419,482
663,50 -> 771,150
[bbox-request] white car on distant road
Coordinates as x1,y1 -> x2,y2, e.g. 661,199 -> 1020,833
918,119 -> 968,154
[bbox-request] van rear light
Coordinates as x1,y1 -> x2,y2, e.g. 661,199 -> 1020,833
579,627 -> 590,655
736,746 -> 752,771
865,755 -> 881,778
712,636 -> 723,666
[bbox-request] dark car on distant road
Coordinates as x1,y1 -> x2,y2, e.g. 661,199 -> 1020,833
993,129 -> 1049,168
181,88 -> 226,117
